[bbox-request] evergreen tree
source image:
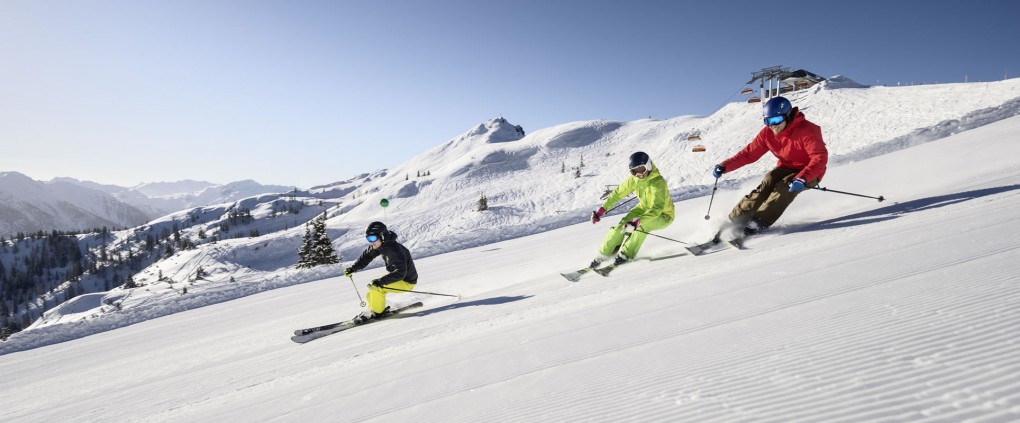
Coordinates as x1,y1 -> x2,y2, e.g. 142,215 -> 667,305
297,212 -> 339,268
310,212 -> 340,265
296,225 -> 315,269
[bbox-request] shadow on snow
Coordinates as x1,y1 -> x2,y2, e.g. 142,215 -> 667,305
406,295 -> 533,318
798,184 -> 1020,233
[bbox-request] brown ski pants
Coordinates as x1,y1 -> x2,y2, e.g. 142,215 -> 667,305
727,167 -> 819,229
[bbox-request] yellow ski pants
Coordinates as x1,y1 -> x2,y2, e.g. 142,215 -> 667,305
367,280 -> 415,314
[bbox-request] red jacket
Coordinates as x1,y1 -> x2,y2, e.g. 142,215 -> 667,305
721,108 -> 828,182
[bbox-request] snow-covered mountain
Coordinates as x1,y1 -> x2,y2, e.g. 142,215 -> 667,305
3,76 -> 1020,351
60,178 -> 299,218
0,172 -> 150,236
0,175 -> 305,239
1,100 -> 1018,421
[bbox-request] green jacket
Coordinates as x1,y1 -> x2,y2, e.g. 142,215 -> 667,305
601,163 -> 675,224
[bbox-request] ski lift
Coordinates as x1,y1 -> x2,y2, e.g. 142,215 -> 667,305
692,145 -> 706,152
747,97 -> 762,103
600,185 -> 617,200
687,130 -> 701,141
740,88 -> 754,95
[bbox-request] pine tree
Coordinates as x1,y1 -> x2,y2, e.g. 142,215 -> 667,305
296,225 -> 315,269
311,212 -> 340,265
297,212 -> 339,268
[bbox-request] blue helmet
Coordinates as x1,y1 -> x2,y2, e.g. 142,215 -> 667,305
763,96 -> 793,126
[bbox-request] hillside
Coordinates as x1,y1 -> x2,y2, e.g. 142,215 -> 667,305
0,109 -> 1017,421
3,76 -> 1020,349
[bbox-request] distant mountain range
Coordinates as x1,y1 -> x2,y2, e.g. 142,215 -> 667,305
0,173 -> 296,236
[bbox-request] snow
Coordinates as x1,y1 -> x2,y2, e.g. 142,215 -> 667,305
1,78 -> 1020,421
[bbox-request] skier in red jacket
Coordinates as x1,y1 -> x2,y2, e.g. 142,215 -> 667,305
712,96 -> 828,237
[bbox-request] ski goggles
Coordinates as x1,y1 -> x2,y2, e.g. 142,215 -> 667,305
366,234 -> 380,243
630,164 -> 648,176
764,115 -> 785,126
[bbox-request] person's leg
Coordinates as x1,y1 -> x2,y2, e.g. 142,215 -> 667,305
366,280 -> 416,314
619,214 -> 674,259
727,167 -> 799,227
751,176 -> 819,228
598,225 -> 627,257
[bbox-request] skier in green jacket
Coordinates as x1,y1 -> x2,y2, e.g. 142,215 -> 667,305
589,151 -> 676,268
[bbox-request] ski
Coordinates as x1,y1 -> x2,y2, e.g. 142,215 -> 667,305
685,239 -> 721,256
727,238 -> 747,250
594,259 -> 634,276
561,267 -> 594,282
291,302 -> 424,343
687,237 -> 748,255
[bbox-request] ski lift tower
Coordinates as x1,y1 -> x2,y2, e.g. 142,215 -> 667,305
747,65 -> 790,102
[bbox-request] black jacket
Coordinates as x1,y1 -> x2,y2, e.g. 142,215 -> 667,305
349,231 -> 418,284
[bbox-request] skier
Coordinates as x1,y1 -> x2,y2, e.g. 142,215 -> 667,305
343,221 -> 418,323
589,151 -> 675,268
712,96 -> 828,237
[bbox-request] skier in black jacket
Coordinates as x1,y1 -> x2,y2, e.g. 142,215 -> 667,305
343,221 -> 418,322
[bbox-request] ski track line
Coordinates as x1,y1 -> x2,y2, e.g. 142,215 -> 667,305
717,340 -> 1020,422
501,273 -> 1020,423
376,210 -> 1020,415
518,290 -> 1020,422
334,238 -> 1020,421
103,190 -> 1020,422
648,269 -> 1020,421
648,289 -> 1015,411
139,277 -> 637,422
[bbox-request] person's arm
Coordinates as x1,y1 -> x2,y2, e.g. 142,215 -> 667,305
796,125 -> 828,182
347,248 -> 380,273
374,245 -> 411,284
721,129 -> 770,173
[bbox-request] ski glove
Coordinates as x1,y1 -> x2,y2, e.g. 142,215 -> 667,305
344,268 -> 355,277
713,164 -> 726,179
621,218 -> 640,234
591,207 -> 606,224
371,279 -> 385,287
789,178 -> 806,192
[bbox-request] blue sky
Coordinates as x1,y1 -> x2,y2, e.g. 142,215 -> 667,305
2,0 -> 1017,188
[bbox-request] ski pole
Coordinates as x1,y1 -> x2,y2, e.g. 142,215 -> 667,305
605,196 -> 637,214
810,186 -> 885,202
704,178 -> 719,220
379,285 -> 461,300
591,196 -> 637,223
347,275 -> 367,307
634,228 -> 690,245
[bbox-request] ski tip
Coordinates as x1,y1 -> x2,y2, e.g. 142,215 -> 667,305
560,272 -> 582,282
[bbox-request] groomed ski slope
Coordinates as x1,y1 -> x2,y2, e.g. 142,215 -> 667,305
1,116 -> 1018,422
